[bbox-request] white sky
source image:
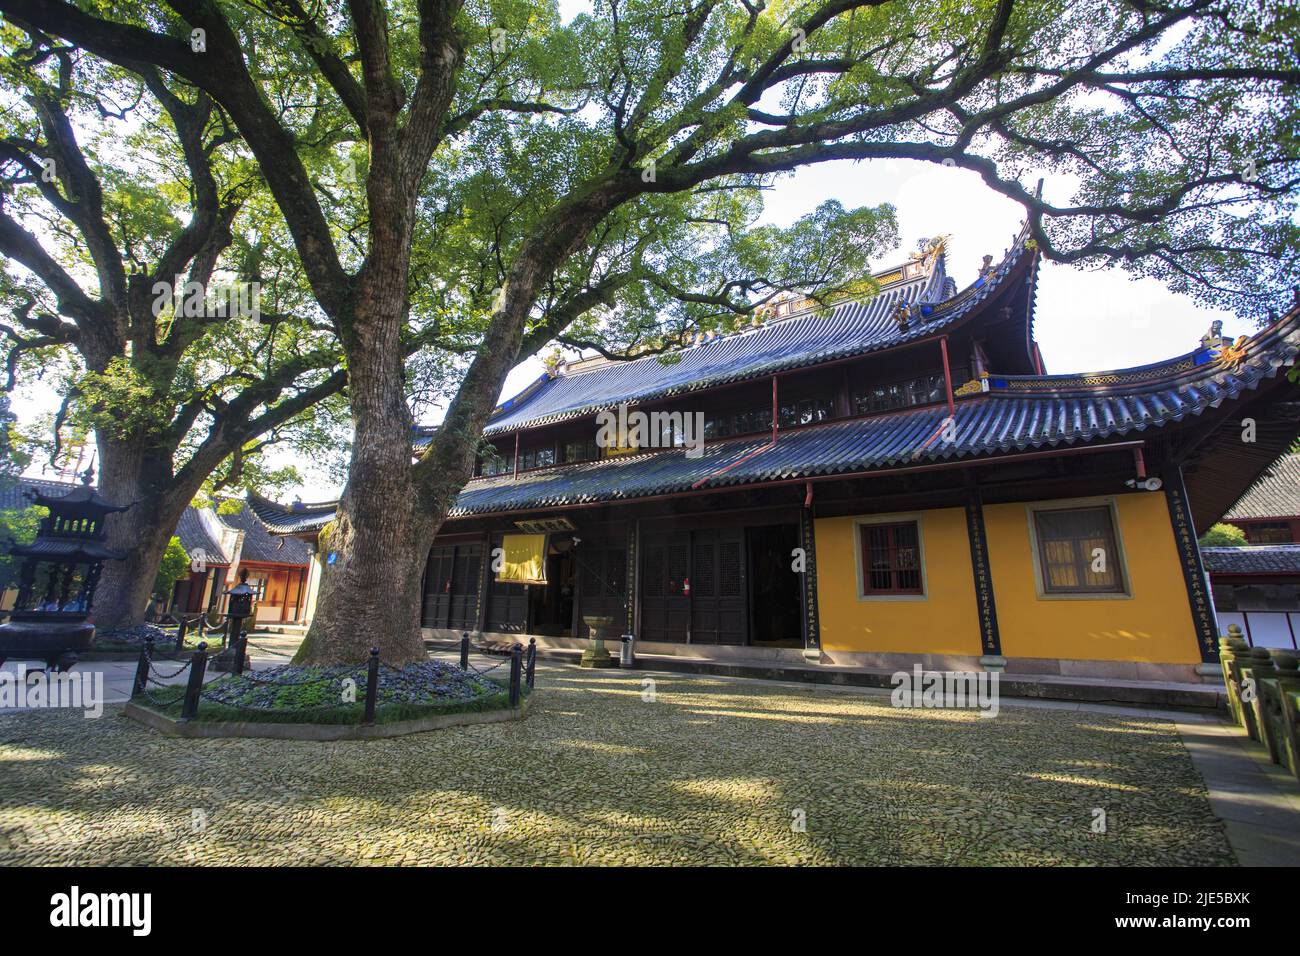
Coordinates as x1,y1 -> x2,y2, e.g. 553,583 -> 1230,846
496,158 -> 1248,408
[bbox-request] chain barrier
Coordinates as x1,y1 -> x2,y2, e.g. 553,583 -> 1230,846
138,675 -> 186,709
467,657 -> 511,677
134,637 -> 531,717
146,648 -> 192,664
146,657 -> 194,681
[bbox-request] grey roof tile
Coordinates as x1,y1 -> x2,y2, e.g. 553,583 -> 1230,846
1225,453 -> 1300,520
1202,545 -> 1300,575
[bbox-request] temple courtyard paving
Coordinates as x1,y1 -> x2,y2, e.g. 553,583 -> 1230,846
4,644 -> 1295,866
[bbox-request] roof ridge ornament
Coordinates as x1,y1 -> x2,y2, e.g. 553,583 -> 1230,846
891,299 -> 912,332
954,372 -> 990,397
1215,336 -> 1251,372
908,234 -> 950,271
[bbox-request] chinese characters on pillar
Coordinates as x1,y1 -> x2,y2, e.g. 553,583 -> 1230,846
965,494 -> 1002,656
1164,474 -> 1220,663
799,510 -> 821,650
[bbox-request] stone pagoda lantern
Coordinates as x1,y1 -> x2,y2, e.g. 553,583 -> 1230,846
0,471 -> 128,671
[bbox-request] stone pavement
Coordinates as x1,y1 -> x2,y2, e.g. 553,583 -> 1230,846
0,628 -> 304,709
0,638 -> 1294,865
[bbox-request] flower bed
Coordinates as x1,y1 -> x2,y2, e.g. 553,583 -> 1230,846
91,623 -> 171,650
135,659 -> 517,725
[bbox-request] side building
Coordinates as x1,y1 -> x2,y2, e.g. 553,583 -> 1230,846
258,229 -> 1300,682
1202,452 -> 1300,650
169,502 -> 314,626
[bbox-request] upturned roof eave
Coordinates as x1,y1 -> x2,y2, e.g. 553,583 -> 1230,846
446,307 -> 1299,519
483,241 -> 1037,437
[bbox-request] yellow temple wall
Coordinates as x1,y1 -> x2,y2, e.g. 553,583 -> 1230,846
983,492 -> 1200,664
814,508 -> 981,656
813,492 -> 1200,664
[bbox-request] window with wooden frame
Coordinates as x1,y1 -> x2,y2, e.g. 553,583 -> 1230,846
859,521 -> 923,595
1032,505 -> 1125,594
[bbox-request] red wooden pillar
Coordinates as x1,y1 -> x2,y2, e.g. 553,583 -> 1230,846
771,375 -> 779,442
939,336 -> 955,414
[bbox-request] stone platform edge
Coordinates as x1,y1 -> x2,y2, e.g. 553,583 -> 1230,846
123,693 -> 531,740
429,638 -> 1225,713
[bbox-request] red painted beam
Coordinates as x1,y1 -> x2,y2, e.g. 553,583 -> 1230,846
771,374 -> 778,444
940,336 -> 955,415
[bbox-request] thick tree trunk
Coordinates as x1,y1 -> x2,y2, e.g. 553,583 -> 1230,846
293,261 -> 436,665
292,483 -> 437,666
295,186 -> 629,665
91,507 -> 180,630
90,437 -> 192,630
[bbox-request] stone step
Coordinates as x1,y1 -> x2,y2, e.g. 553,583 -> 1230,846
428,639 -> 1227,713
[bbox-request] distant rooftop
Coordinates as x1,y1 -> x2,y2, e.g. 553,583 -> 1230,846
1201,544 -> 1300,575
0,476 -> 83,512
1224,452 -> 1300,521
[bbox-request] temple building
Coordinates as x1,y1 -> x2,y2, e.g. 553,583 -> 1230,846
1202,452 -> 1300,650
167,502 -> 315,627
258,229 -> 1300,682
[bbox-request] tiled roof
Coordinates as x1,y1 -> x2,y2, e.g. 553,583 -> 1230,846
9,537 -> 123,561
1225,452 -> 1300,520
482,241 -> 1028,435
451,309 -> 1300,517
246,493 -> 336,536
0,477 -> 83,512
218,503 -> 312,565
1202,544 -> 1300,575
174,507 -> 235,565
251,308 -> 1300,524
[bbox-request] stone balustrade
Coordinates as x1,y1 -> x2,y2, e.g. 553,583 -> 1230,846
1219,625 -> 1300,784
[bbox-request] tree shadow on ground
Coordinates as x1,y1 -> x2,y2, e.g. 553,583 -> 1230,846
0,669 -> 1234,866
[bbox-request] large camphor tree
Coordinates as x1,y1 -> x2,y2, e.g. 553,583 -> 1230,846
5,0 -> 1294,663
0,22 -> 353,627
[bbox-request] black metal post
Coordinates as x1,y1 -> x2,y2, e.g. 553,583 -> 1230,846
180,643 -> 208,721
460,632 -> 470,670
225,614 -> 239,650
176,617 -> 188,652
509,643 -> 522,707
526,638 -> 536,688
363,647 -> 380,723
131,636 -> 153,699
233,635 -> 247,676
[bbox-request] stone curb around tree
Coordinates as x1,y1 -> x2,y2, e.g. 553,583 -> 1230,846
122,693 -> 532,741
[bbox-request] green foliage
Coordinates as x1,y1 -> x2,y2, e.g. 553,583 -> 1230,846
0,505 -> 44,591
152,536 -> 190,601
0,22 -> 350,511
6,1 -> 1299,656
1199,523 -> 1249,548
317,519 -> 338,554
0,395 -> 27,481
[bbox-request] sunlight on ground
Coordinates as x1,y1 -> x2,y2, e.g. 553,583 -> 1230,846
0,673 -> 1234,866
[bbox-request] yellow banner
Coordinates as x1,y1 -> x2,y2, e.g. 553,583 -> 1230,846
497,534 -> 547,584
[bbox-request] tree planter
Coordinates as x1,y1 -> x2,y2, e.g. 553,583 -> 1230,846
123,692 -> 532,740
